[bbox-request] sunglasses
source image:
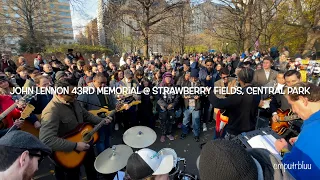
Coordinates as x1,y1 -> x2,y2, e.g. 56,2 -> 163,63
29,152 -> 44,165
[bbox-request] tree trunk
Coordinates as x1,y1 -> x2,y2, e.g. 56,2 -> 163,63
143,35 -> 149,58
302,30 -> 320,56
244,2 -> 253,52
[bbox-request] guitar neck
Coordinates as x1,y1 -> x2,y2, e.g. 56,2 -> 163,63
0,93 -> 35,121
283,115 -> 300,121
86,110 -> 116,137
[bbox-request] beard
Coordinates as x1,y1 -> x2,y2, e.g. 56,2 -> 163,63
22,164 -> 36,180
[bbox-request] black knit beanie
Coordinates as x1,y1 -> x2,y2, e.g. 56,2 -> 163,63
199,139 -> 258,180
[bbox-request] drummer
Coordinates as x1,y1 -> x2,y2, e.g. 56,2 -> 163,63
126,148 -> 174,180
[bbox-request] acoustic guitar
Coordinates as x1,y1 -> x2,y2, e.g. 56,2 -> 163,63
54,101 -> 134,169
0,93 -> 35,129
89,100 -> 141,116
271,109 -> 300,135
6,104 -> 36,135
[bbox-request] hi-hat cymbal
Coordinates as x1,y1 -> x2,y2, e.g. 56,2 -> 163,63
94,145 -> 133,174
123,126 -> 157,148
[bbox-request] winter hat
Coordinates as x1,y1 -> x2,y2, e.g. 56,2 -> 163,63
183,60 -> 190,66
126,148 -> 174,180
55,71 -> 67,81
162,72 -> 172,79
198,139 -> 258,180
190,68 -> 199,78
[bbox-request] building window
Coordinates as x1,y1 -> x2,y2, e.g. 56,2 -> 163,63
59,5 -> 69,10
3,6 -> 8,10
62,24 -> 72,28
50,4 -> 54,8
6,19 -> 11,24
58,0 -> 69,3
12,6 -> 18,10
59,12 -> 70,16
62,18 -> 71,22
14,13 -> 20,18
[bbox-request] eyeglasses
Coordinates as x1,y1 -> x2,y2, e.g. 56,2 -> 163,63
29,153 -> 44,165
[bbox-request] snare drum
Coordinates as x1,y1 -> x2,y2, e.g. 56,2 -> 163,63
174,172 -> 199,180
158,148 -> 179,176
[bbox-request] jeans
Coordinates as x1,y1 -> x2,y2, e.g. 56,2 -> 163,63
96,124 -> 111,155
182,107 -> 200,137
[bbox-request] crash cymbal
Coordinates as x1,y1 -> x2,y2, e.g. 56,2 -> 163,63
94,145 -> 133,174
123,126 -> 157,148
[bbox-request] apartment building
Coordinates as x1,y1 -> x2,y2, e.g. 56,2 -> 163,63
190,1 -> 223,34
0,0 -> 74,54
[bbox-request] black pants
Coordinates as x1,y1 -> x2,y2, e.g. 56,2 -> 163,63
122,106 -> 138,131
54,148 -> 98,180
202,98 -> 212,123
159,110 -> 175,136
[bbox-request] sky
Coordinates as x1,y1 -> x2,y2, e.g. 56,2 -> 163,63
71,0 -> 97,38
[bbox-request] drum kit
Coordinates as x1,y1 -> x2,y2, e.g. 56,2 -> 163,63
94,126 -> 199,180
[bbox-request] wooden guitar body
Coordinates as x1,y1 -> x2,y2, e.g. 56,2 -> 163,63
271,109 -> 297,135
54,123 -> 99,169
20,114 -> 41,138
21,121 -> 39,137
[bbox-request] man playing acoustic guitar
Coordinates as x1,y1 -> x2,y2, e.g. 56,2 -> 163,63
39,78 -> 111,180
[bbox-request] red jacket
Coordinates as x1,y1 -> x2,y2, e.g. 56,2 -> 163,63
0,95 -> 21,128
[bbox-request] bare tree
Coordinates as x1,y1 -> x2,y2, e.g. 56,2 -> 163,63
116,0 -> 185,57
200,0 -> 281,53
0,0 -> 74,53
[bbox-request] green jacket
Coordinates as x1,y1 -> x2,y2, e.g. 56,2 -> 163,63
39,95 -> 102,152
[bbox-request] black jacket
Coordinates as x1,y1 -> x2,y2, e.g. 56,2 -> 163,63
209,85 -> 261,135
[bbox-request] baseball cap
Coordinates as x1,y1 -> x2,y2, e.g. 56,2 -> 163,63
126,148 -> 174,180
0,130 -> 52,156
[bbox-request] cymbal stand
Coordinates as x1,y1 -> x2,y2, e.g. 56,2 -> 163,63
111,146 -> 121,180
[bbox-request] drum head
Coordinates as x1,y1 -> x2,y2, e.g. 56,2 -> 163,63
158,148 -> 178,166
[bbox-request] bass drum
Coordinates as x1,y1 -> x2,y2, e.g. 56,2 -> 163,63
158,148 -> 179,176
173,172 -> 199,180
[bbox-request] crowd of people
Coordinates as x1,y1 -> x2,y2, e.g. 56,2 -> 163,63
0,47 -> 319,180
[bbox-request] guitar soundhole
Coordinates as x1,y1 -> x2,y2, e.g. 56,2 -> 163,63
83,133 -> 92,142
97,112 -> 106,118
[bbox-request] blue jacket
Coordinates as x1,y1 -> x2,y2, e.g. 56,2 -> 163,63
282,110 -> 320,179
199,68 -> 217,88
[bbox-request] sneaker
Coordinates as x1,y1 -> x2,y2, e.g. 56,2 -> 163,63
180,133 -> 187,140
115,123 -> 119,131
203,123 -> 207,132
160,135 -> 166,143
194,136 -> 200,142
166,135 -> 175,141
